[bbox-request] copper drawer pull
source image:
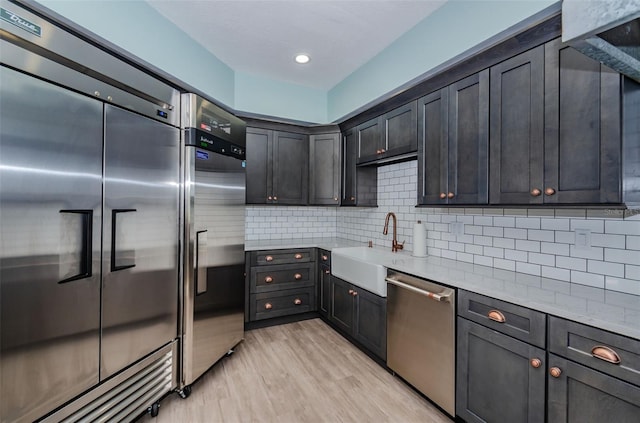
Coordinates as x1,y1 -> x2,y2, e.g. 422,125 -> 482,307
439,192 -> 447,199
530,188 -> 541,197
265,276 -> 273,283
352,291 -> 358,296
549,367 -> 562,378
530,358 -> 542,368
324,269 -> 330,274
333,197 -> 338,201
294,298 -> 302,305
322,255 -> 328,261
544,187 -> 556,196
273,196 -> 278,201
294,273 -> 302,280
268,196 -> 272,201
488,310 -> 506,323
591,346 -> 621,364
294,253 -> 303,260
265,255 -> 273,262
348,289 -> 354,295
447,192 -> 455,199
264,303 -> 273,310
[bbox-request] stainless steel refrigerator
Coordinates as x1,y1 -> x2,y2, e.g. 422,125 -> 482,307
1,2 -> 180,420
179,94 -> 247,393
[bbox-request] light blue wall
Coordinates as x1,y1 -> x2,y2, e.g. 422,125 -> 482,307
37,0 -> 236,107
36,0 -> 556,124
235,72 -> 327,123
327,0 -> 557,122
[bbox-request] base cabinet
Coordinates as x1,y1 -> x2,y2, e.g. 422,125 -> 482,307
329,276 -> 386,360
456,318 -> 545,423
317,250 -> 331,319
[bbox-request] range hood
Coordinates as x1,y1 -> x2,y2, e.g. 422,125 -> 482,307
563,0 -> 640,82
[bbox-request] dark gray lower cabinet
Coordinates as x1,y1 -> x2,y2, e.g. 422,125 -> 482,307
317,250 -> 331,319
329,276 -> 386,360
456,318 -> 545,423
547,354 -> 640,423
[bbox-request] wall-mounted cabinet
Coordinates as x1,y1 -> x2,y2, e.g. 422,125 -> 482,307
246,127 -> 308,205
417,71 -> 489,205
356,101 -> 418,165
309,132 -> 341,205
489,40 -> 623,205
342,127 -> 377,207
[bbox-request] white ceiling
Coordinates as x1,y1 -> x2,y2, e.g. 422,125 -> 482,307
146,0 -> 447,90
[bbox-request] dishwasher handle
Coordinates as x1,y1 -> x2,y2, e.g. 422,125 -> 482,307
386,277 -> 453,302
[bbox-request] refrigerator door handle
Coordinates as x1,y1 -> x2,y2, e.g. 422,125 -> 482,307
195,230 -> 208,295
111,209 -> 137,272
58,209 -> 93,284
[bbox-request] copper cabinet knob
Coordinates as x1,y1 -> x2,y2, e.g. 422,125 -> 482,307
322,255 -> 328,261
350,196 -> 355,201
265,303 -> 273,310
348,289 -> 354,295
273,196 -> 278,200
530,188 -> 542,197
268,196 -> 273,201
294,298 -> 302,305
488,309 -> 506,323
380,148 -> 386,153
530,358 -> 542,368
376,149 -> 381,154
294,273 -> 302,280
591,345 -> 621,364
265,276 -> 273,283
549,367 -> 562,378
334,197 -> 338,201
294,253 -> 303,260
352,291 -> 358,296
265,255 -> 273,262
439,192 -> 447,199
325,269 -> 330,274
447,192 -> 455,199
544,188 -> 556,196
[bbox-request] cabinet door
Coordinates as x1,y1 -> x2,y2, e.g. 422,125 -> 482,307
448,71 -> 489,204
272,131 -> 308,205
246,127 -> 271,204
489,46 -> 545,204
383,101 -> 418,158
544,39 -> 622,204
353,287 -> 387,360
456,318 -> 546,423
318,263 -> 331,318
357,117 -> 382,164
309,132 -> 341,205
342,128 -> 357,206
548,354 -> 640,423
329,276 -> 354,333
417,88 -> 449,205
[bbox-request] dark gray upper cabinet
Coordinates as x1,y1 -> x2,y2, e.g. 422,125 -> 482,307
418,71 -> 489,205
245,127 -> 308,205
489,45 -> 545,205
342,127 -> 377,207
490,40 -> 623,205
543,38 -> 622,204
309,132 -> 341,206
245,127 -> 271,205
356,101 -> 417,165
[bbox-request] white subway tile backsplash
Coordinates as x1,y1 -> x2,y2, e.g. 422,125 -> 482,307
248,160 -> 640,295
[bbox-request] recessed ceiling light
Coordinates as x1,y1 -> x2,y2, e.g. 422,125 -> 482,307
295,54 -> 310,64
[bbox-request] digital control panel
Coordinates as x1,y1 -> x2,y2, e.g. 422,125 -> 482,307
185,128 -> 245,160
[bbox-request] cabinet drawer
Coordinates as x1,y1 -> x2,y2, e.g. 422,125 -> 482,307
249,288 -> 316,321
549,316 -> 640,386
250,263 -> 314,293
458,290 -> 546,348
251,248 -> 314,266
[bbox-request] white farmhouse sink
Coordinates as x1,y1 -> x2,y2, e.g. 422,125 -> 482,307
331,246 -> 394,297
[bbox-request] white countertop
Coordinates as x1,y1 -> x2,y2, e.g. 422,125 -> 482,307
245,238 -> 640,340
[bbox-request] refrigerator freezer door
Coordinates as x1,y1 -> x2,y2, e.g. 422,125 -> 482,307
0,66 -> 103,422
101,105 -> 180,379
182,148 -> 245,386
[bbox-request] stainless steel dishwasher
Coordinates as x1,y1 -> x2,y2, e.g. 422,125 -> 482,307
386,270 -> 456,417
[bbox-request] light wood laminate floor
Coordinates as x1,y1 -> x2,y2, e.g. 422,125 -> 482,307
139,318 -> 451,423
